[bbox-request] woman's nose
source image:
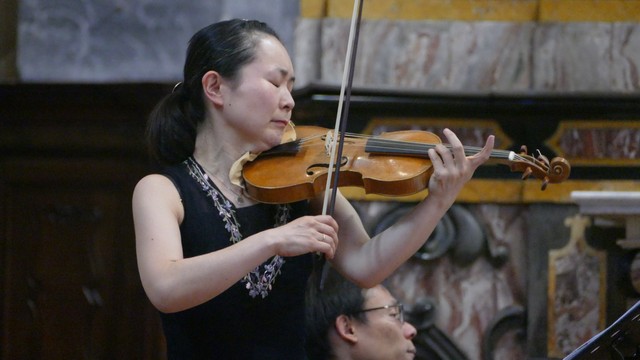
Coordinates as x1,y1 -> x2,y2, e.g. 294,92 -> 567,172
281,89 -> 295,111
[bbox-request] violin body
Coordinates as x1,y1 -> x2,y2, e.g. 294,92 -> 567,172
242,126 -> 571,204
242,126 -> 441,204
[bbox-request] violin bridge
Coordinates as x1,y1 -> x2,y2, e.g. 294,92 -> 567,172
324,131 -> 333,155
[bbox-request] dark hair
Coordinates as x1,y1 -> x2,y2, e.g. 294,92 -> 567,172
146,19 -> 281,165
305,269 -> 369,360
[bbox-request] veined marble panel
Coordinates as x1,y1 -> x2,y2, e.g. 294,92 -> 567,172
17,0 -> 299,82
548,120 -> 640,166
307,18 -> 533,92
533,23 -> 612,92
534,22 -> 640,92
385,204 -> 527,360
611,23 -> 640,91
295,18 -> 640,93
293,18 -> 322,88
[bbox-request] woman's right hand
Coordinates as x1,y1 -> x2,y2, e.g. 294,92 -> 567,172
267,215 -> 339,259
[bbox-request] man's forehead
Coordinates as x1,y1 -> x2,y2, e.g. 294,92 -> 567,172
364,285 -> 395,305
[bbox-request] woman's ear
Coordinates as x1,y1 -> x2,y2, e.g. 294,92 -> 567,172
202,70 -> 225,107
334,314 -> 358,344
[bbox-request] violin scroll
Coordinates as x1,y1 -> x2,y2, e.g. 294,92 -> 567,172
509,146 -> 571,190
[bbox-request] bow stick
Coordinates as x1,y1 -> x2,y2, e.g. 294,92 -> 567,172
317,0 -> 364,289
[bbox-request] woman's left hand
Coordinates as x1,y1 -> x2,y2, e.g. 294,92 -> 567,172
426,128 -> 494,206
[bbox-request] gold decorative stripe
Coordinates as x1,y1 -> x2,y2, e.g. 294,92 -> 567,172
539,0 -> 640,22
339,179 -> 523,203
302,0 -> 640,22
342,180 -> 640,204
326,0 -> 539,21
547,120 -> 640,167
301,0 -> 327,19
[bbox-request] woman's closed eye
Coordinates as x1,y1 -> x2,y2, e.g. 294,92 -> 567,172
268,79 -> 281,88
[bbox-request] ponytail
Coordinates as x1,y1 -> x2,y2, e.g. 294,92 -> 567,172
146,85 -> 197,166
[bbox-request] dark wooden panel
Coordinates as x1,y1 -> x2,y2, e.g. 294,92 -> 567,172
0,84 -> 165,360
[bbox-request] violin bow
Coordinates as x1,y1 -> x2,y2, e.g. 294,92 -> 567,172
317,0 -> 364,290
322,0 -> 364,216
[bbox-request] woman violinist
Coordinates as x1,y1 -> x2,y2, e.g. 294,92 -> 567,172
132,19 -> 494,359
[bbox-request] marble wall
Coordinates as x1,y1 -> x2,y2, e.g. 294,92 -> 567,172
14,0 -> 299,82
347,197 -> 537,359
294,18 -> 640,92
9,0 -> 640,93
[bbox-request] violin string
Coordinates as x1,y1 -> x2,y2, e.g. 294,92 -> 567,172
297,134 -> 497,156
295,133 -> 535,164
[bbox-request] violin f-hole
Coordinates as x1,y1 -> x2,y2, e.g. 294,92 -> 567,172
306,156 -> 349,176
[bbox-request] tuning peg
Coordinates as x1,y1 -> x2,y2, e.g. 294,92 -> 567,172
541,177 -> 549,191
536,150 -> 550,167
520,145 -> 528,154
522,167 -> 532,180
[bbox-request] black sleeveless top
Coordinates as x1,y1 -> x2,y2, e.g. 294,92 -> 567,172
159,161 -> 313,359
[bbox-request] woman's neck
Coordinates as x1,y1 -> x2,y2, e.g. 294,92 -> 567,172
193,127 -> 256,207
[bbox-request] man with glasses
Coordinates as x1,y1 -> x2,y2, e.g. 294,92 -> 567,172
305,269 -> 417,359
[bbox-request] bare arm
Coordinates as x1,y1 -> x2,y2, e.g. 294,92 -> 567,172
325,129 -> 495,287
133,174 -> 338,313
133,174 -> 279,312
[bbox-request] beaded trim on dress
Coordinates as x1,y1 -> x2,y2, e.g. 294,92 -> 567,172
186,157 -> 291,298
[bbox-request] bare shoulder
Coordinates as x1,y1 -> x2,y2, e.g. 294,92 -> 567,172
134,174 -> 178,199
132,174 -> 183,218
135,173 -> 174,190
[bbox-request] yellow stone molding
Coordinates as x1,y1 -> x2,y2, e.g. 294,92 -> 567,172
301,0 -> 327,18
301,0 -> 640,22
539,0 -> 640,22
326,0 -> 538,21
342,180 -> 640,204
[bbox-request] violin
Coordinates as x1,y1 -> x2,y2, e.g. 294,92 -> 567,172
242,125 -> 571,204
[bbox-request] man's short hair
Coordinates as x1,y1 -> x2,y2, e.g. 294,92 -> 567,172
305,268 -> 369,360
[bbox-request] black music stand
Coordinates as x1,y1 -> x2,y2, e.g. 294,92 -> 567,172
563,301 -> 640,360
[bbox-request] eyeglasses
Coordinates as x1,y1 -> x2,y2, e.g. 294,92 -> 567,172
354,303 -> 404,324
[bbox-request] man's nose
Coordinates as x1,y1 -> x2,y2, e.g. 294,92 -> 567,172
404,322 -> 417,339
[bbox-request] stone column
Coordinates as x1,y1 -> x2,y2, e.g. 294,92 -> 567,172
572,191 -> 640,295
571,191 -> 640,250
